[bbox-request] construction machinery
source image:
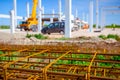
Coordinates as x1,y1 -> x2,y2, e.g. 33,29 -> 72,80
20,0 -> 38,31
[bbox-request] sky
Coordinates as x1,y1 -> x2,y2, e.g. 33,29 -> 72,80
0,0 -> 120,26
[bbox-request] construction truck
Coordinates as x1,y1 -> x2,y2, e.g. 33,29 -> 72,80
20,0 -> 38,31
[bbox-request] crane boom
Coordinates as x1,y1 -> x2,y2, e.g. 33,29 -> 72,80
31,0 -> 38,19
20,0 -> 38,31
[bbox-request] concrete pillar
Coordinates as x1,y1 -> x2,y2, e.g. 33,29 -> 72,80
52,9 -> 55,18
38,0 -> 42,32
50,18 -> 53,23
101,10 -> 106,29
101,10 -> 105,29
103,12 -> 106,28
14,0 -> 17,28
50,9 -> 54,23
26,2 -> 30,18
89,0 -> 93,32
75,9 -> 78,19
59,0 -> 62,21
86,14 -> 88,23
82,12 -> 85,21
100,8 -> 103,30
42,6 -> 44,18
96,0 -> 99,29
10,10 -> 15,34
79,21 -> 82,29
65,0 -> 72,38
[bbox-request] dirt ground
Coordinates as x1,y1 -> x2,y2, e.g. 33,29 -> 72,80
0,28 -> 120,53
0,28 -> 120,41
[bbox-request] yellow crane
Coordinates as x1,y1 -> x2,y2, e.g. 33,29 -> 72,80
20,0 -> 38,31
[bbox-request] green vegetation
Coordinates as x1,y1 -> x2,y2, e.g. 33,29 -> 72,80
57,54 -> 120,67
57,54 -> 91,66
34,34 -> 48,39
105,24 -> 120,28
78,54 -> 91,59
0,51 -> 20,60
57,60 -> 90,66
107,34 -> 119,40
98,34 -> 120,41
0,51 -> 3,54
55,37 -> 70,40
99,55 -> 120,67
98,35 -> 107,40
93,24 -> 101,28
111,56 -> 120,61
0,50 -> 120,68
26,34 -> 33,38
93,24 -> 120,28
97,55 -> 105,60
0,51 -> 5,60
93,24 -> 96,28
0,51 -> 19,61
0,25 -> 10,29
26,33 -> 48,39
99,62 -> 112,67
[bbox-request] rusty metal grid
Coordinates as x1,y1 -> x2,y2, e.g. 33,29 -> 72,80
0,44 -> 120,80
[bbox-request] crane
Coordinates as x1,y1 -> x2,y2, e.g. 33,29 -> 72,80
20,0 -> 38,31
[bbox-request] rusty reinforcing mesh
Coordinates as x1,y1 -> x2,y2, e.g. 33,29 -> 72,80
0,44 -> 120,80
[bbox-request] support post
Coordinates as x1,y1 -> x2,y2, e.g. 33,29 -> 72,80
86,14 -> 88,23
38,0 -> 42,32
26,2 -> 30,18
80,21 -> 82,29
52,9 -> 55,18
89,0 -> 94,32
65,0 -> 72,38
96,0 -> 99,29
50,18 -> 53,23
59,0 -> 62,21
50,9 -> 54,23
14,0 -> 17,28
10,10 -> 15,34
100,8 -> 103,30
82,12 -> 85,21
103,12 -> 106,29
42,6 -> 44,18
101,11 -> 106,29
75,9 -> 78,19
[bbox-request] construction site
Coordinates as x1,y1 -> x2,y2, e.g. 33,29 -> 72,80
0,0 -> 120,80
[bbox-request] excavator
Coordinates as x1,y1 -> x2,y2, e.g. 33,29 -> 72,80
20,0 -> 38,31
